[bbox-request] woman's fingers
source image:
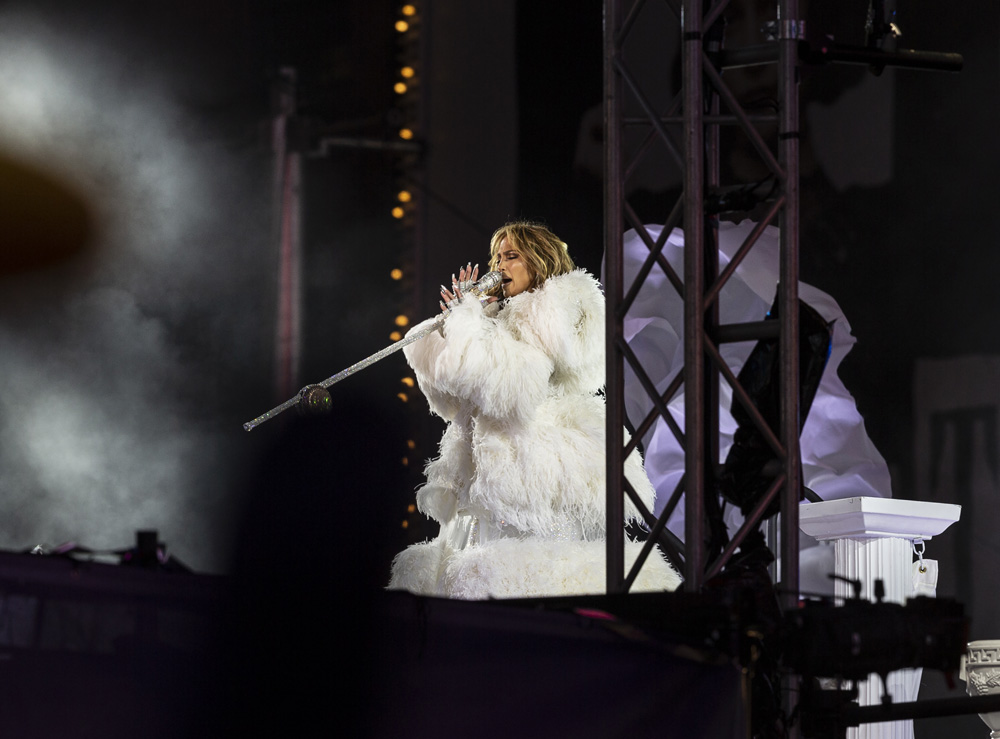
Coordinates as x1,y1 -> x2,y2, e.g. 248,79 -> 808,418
454,262 -> 472,298
443,262 -> 479,309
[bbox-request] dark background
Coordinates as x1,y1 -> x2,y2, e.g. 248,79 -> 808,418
0,2 -> 995,735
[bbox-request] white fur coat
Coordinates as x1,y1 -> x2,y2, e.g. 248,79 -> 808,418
388,269 -> 681,598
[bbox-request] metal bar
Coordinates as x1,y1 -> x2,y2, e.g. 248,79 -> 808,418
715,320 -> 780,343
703,195 -> 785,311
624,369 -> 685,457
842,693 -> 1000,726
704,473 -> 784,581
718,42 -> 963,72
701,54 -> 785,179
704,26 -> 723,575
622,203 -> 686,301
807,44 -> 963,71
703,0 -> 731,31
621,200 -> 685,313
622,477 -> 682,587
625,114 -> 779,125
657,474 -> 687,534
604,0 -> 626,595
682,0 -> 706,592
615,57 -> 686,169
778,0 -> 802,615
271,69 -> 303,405
623,92 -> 684,180
703,333 -> 786,467
617,0 -> 651,46
621,338 -> 686,446
778,1 -> 803,735
659,0 -> 682,22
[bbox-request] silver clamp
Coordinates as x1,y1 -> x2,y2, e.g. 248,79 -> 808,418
912,539 -> 927,573
762,19 -> 806,41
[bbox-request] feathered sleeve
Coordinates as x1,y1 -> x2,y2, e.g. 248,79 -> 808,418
402,316 -> 463,421
406,298 -> 554,424
507,270 -> 606,395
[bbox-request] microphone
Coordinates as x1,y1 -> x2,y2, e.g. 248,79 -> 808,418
244,271 -> 504,430
470,270 -> 502,298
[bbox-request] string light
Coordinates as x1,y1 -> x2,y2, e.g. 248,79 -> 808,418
393,3 -> 422,478
407,503 -> 416,513
401,520 -> 409,529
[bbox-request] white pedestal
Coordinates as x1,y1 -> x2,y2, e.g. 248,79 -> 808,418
799,497 -> 962,739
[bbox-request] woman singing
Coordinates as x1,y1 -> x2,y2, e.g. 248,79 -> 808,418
388,221 -> 680,598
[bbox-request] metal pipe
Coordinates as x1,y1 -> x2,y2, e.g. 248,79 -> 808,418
604,0 -> 626,594
682,0 -> 706,592
778,2 -> 803,735
778,0 -> 802,616
717,42 -> 963,72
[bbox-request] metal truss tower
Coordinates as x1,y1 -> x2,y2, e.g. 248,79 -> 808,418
602,0 -> 960,601
604,0 -> 805,604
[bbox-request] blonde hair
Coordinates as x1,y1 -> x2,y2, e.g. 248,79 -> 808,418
488,221 -> 575,292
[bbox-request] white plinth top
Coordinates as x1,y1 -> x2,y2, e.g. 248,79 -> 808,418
799,496 -> 962,541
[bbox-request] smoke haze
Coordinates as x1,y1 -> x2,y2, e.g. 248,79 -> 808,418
0,5 -> 274,572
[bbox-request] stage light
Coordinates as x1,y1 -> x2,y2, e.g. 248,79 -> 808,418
391,206 -> 404,219
395,20 -> 409,32
402,4 -> 417,16
401,376 -> 415,387
390,330 -> 403,341
395,314 -> 410,327
390,268 -> 403,280
400,66 -> 415,78
397,392 -> 409,402
399,128 -> 413,140
397,190 -> 412,202
394,81 -> 407,94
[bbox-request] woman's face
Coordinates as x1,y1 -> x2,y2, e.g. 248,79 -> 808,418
495,238 -> 534,298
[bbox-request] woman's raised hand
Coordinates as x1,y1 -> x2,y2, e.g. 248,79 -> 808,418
439,262 -> 478,314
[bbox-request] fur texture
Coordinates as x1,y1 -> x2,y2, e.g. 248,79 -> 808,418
389,269 -> 681,597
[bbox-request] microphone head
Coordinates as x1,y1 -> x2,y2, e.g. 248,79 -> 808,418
472,270 -> 502,294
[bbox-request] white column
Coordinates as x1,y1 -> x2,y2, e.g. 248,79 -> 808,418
799,497 -> 962,739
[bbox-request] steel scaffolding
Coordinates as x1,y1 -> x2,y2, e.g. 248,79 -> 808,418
604,0 -> 803,602
602,0 -> 961,601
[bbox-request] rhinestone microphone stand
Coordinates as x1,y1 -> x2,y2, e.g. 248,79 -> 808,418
243,271 -> 502,431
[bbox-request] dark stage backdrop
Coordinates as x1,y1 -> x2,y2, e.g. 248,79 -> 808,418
0,3 -> 995,735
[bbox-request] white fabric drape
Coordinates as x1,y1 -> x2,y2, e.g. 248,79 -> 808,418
615,221 -> 892,541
